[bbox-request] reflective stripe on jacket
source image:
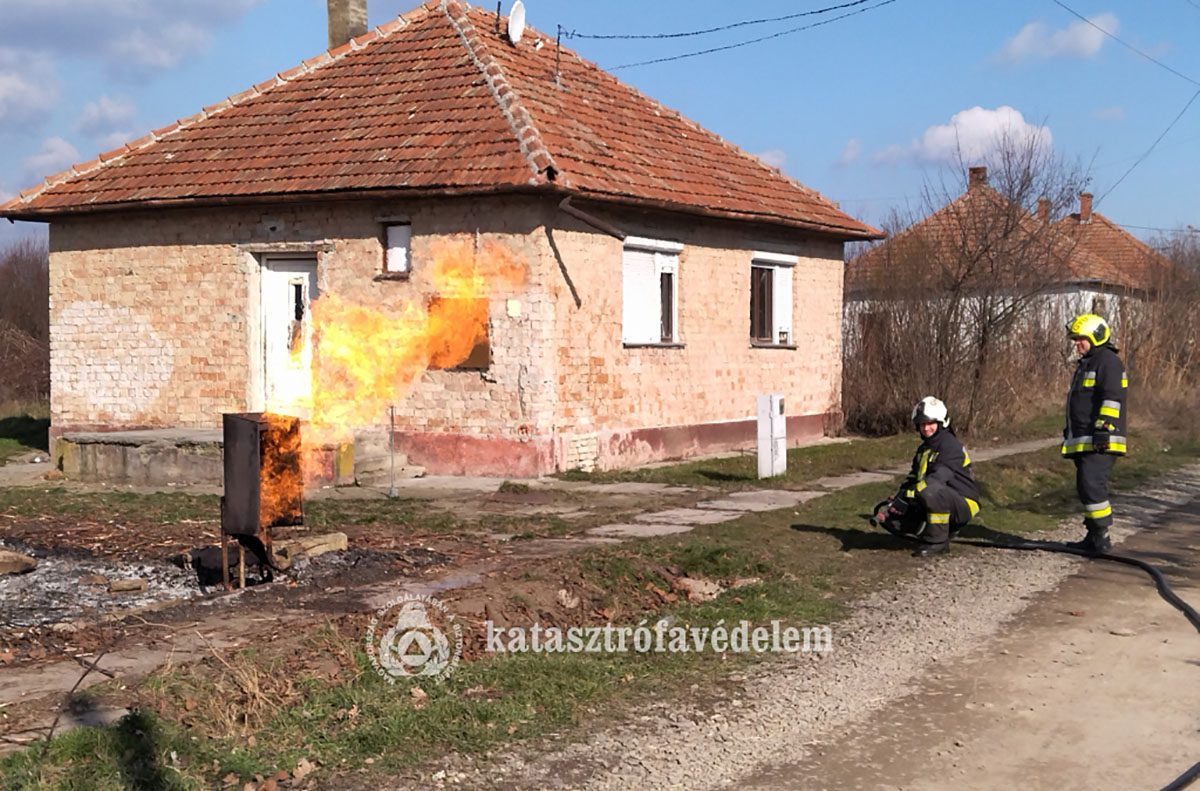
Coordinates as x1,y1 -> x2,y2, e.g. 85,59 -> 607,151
1063,343 -> 1127,456
900,427 -> 982,504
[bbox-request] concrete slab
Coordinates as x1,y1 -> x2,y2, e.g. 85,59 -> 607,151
633,508 -> 734,526
569,482 -> 697,495
809,471 -> 896,489
587,523 -> 696,538
61,428 -> 223,446
698,490 -> 826,512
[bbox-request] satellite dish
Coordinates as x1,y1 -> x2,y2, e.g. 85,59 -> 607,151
507,0 -> 526,45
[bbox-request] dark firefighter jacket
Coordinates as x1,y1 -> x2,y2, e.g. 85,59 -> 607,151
1063,342 -> 1128,456
899,427 -> 981,505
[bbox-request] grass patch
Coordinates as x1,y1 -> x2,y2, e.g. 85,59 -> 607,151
496,480 -> 531,494
0,488 -> 220,523
0,414 -> 50,463
557,433 -> 917,489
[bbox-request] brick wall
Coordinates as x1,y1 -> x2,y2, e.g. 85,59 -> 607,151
47,196 -> 845,475
542,208 -> 845,471
47,196 -> 557,447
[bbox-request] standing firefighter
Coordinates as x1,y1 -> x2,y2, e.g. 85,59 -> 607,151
1062,313 -> 1127,553
874,397 -> 982,557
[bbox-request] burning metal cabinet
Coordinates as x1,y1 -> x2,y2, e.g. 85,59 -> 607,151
220,412 -> 304,588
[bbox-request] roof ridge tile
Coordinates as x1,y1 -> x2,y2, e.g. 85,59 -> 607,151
443,0 -> 557,183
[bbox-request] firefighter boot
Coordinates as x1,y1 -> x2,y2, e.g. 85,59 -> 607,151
1085,527 -> 1112,554
1067,525 -> 1111,554
912,542 -> 949,558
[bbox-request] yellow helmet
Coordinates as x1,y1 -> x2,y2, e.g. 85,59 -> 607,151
1066,313 -> 1110,346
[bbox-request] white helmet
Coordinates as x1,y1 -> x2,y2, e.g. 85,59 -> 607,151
912,396 -> 950,429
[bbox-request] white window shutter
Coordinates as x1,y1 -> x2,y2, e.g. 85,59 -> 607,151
622,247 -> 658,343
773,265 -> 793,344
385,224 -> 411,272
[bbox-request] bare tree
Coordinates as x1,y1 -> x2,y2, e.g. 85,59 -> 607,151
844,131 -> 1090,435
0,237 -> 50,403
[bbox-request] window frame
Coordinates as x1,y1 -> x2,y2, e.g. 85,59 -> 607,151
622,236 -> 683,348
749,251 -> 797,349
377,219 -> 412,281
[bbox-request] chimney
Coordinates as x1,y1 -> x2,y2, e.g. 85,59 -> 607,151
1037,197 -> 1050,223
1079,192 -> 1093,224
968,166 -> 987,190
328,0 -> 367,49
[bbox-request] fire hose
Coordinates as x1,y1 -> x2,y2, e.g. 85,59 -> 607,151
868,505 -> 1200,791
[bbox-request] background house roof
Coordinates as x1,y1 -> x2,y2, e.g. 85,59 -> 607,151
1054,202 -> 1176,291
0,1 -> 880,241
846,169 -> 1155,296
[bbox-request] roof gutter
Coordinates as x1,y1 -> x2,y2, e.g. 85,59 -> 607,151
2,185 -> 881,241
557,196 -> 625,241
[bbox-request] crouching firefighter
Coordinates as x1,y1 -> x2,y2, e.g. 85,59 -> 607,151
873,397 -> 982,557
1062,313 -> 1127,554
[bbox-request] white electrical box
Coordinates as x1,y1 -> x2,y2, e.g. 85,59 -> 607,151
757,393 -> 787,478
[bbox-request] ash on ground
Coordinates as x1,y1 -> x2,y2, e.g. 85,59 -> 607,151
0,543 -> 198,629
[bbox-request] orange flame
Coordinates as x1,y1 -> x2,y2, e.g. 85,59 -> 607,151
259,413 -> 303,528
302,239 -> 527,455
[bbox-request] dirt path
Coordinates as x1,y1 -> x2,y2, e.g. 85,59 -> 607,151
740,498 -> 1200,791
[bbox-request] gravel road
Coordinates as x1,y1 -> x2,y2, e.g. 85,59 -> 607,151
416,463 -> 1200,791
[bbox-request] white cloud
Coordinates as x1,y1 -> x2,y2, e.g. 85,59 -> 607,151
0,0 -> 265,78
756,149 -> 788,170
837,139 -> 862,166
75,95 -> 137,137
999,12 -> 1117,61
910,106 -> 1051,164
872,143 -> 905,167
1091,105 -> 1125,121
0,47 -> 61,130
22,136 -> 80,183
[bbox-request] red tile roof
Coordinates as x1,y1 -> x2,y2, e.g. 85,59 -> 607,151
846,175 -> 1148,296
0,1 -> 879,240
1054,209 -> 1175,291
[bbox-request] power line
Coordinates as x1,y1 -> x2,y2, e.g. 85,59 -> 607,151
1183,0 -> 1200,12
564,0 -> 874,40
1049,0 -> 1200,87
1097,88 -> 1200,205
1114,223 -> 1200,234
607,0 -> 898,70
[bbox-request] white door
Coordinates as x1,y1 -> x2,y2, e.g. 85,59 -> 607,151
262,256 -> 318,417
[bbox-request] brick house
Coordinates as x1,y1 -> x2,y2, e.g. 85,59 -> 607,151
0,0 -> 880,477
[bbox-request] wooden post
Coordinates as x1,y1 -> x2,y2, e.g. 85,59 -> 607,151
237,543 -> 246,589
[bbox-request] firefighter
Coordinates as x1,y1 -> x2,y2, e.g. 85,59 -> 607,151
874,397 -> 982,557
1062,313 -> 1127,554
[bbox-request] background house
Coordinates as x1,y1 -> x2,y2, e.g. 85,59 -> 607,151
0,0 -> 880,478
840,165 -> 1176,434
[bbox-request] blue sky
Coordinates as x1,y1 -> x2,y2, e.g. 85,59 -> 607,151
2,0 -> 1198,248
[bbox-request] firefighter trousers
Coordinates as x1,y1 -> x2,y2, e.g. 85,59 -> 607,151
915,482 -> 978,545
1073,453 -> 1116,530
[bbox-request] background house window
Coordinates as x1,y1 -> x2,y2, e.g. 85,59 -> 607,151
384,222 -> 411,274
622,237 -> 682,345
750,251 -> 796,345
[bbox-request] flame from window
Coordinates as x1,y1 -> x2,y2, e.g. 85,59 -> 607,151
295,239 -> 527,473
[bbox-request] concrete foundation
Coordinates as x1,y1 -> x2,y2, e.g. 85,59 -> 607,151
54,429 -> 356,488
